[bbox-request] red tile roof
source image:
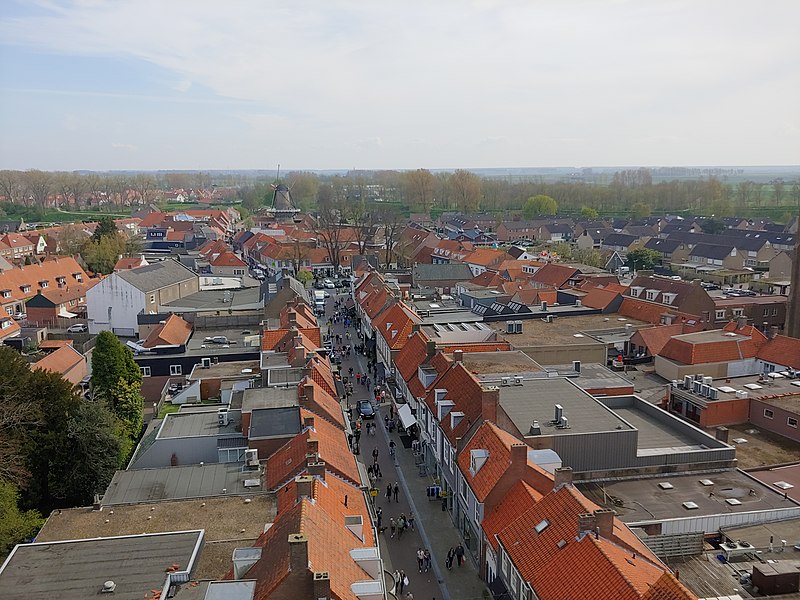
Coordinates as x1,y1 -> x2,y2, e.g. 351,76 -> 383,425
465,247 -> 509,267
299,378 -> 346,429
261,327 -> 322,352
32,344 -> 85,384
142,314 -> 192,348
372,302 -> 421,350
457,421 -> 552,502
530,263 -> 579,288
582,286 -> 622,310
113,256 -> 147,271
481,481 -> 543,551
757,334 -> 800,369
209,250 -> 247,267
393,331 -> 431,384
0,256 -> 89,305
423,362 -> 484,446
470,271 -> 505,287
265,409 -> 359,490
660,326 -> 768,365
618,297 -> 701,325
630,324 -> 686,356
307,356 -> 338,398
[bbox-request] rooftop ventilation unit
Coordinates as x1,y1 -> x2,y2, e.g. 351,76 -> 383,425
553,404 -> 563,424
218,408 -> 229,427
541,301 -> 548,312
557,416 -> 569,429
700,384 -> 710,397
703,376 -> 713,386
695,373 -> 704,381
683,375 -> 693,389
202,357 -> 212,368
692,381 -> 702,394
546,314 -> 555,323
529,420 -> 541,435
708,388 -> 719,400
513,376 -> 523,386
245,448 -> 258,467
101,581 -> 117,593
500,376 -> 511,387
575,299 -> 582,307
573,361 -> 581,374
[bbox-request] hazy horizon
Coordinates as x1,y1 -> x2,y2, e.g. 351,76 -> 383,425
1,1 -> 798,171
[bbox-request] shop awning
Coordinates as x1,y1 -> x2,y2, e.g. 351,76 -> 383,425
397,403 -> 416,430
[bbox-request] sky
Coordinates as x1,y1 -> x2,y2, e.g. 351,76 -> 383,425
0,0 -> 798,171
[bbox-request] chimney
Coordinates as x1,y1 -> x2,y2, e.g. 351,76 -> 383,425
303,415 -> 315,430
453,349 -> 463,363
313,572 -> 331,600
769,325 -> 779,340
593,508 -> 614,539
288,533 -> 309,573
307,460 -> 326,481
715,426 -> 729,443
577,512 -> 596,535
481,386 -> 499,423
295,475 -> 314,500
554,466 -> 573,490
425,340 -> 436,358
510,443 -> 528,478
306,438 -> 319,456
303,383 -> 314,402
737,315 -> 747,329
288,310 -> 298,326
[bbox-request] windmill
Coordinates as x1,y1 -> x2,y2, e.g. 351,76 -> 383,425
269,164 -> 300,221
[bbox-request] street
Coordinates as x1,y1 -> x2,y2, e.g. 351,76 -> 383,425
323,290 -> 488,600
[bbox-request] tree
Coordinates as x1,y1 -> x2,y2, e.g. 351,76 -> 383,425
313,195 -> 347,272
449,170 -> 482,212
0,170 -> 26,205
92,216 -> 118,241
295,269 -> 314,286
0,480 -> 43,555
522,195 -> 557,219
56,223 -> 89,256
402,169 -> 436,212
46,401 -> 122,507
772,179 -> 786,207
0,347 -> 41,486
82,234 -> 126,275
347,201 -> 377,254
91,331 -> 143,439
24,170 -> 53,209
626,247 -> 661,271
131,174 -> 158,205
701,218 -> 726,235
631,202 -> 651,219
376,206 -> 405,268
580,206 -> 599,220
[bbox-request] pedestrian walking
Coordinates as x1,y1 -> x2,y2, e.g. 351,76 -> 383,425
384,414 -> 389,429
389,439 -> 396,456
446,547 -> 455,570
393,482 -> 399,502
372,447 -> 379,462
376,507 -> 382,529
386,483 -> 392,503
408,511 -> 415,530
375,463 -> 382,478
424,549 -> 431,572
398,570 -> 407,595
397,514 -> 406,539
455,543 -> 464,567
393,570 -> 401,593
417,548 -> 425,572
389,518 -> 396,538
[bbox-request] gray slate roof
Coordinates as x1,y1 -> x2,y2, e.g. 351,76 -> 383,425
413,262 -> 473,283
117,258 -> 196,292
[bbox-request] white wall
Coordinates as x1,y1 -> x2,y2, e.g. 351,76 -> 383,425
87,274 -> 145,335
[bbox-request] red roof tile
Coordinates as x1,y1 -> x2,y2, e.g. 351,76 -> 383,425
209,250 -> 247,267
372,302 -> 421,350
481,481 -> 543,551
582,286 -> 622,310
757,334 -> 800,369
142,314 -> 192,348
530,263 -> 579,288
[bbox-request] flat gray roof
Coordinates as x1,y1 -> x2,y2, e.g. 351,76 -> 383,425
579,470 -> 797,524
190,360 -> 261,379
265,366 -> 305,387
242,387 -> 297,412
249,406 -> 301,439
160,285 -> 263,312
422,321 -> 494,343
489,314 -> 646,346
159,409 -> 242,438
0,531 -> 203,600
498,378 -> 632,436
612,406 -> 703,450
547,363 -> 633,392
459,351 -> 545,378
102,463 -> 261,505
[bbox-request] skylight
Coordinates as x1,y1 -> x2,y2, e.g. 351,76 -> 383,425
774,481 -> 794,490
534,519 -> 550,534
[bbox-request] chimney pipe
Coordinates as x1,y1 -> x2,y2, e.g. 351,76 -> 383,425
510,443 -> 528,477
313,572 -> 331,600
307,460 -> 326,481
715,426 -> 729,443
453,349 -> 463,363
288,533 -> 309,573
303,415 -> 315,430
481,386 -> 499,423
425,340 -> 436,358
295,475 -> 314,501
554,466 -> 573,490
593,508 -> 614,539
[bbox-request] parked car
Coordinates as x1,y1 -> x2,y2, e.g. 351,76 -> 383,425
323,278 -> 335,289
357,400 -> 375,419
66,323 -> 88,333
204,335 -> 232,344
324,291 -> 331,298
12,312 -> 26,321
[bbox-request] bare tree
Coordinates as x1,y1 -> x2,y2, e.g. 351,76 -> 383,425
24,170 -> 54,209
347,201 -> 377,254
772,179 -> 786,207
131,174 -> 157,206
402,168 -> 436,212
376,206 -> 404,268
449,169 -> 482,213
289,238 -> 311,274
0,170 -> 26,205
313,196 -> 346,273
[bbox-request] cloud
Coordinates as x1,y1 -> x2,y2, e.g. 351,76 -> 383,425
1,0 -> 799,168
111,142 -> 137,151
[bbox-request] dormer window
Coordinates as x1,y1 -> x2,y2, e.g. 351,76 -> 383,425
470,449 -> 489,476
662,293 -> 677,305
1,319 -> 10,329
39,280 -> 48,289
56,276 -> 66,288
20,285 -> 31,293
1,289 -> 11,299
630,286 -> 644,298
645,289 -> 658,301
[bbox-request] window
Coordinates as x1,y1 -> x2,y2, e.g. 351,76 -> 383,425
150,294 -> 156,303
662,292 -> 677,305
630,286 -> 644,298
764,309 -> 769,316
645,290 -> 658,301
460,474 -> 468,499
764,408 -> 774,419
501,550 -> 510,578
474,502 -> 480,523
732,308 -> 743,317
1,290 -> 10,298
788,417 -> 798,428
170,365 -> 182,376
40,281 -> 48,289
234,269 -> 244,276
715,309 -> 726,321
140,366 -> 151,377
772,308 -> 778,316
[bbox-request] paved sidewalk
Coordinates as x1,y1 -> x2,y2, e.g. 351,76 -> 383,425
328,320 -> 487,599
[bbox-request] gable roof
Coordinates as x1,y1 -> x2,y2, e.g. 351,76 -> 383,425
424,362 -> 484,446
457,421 -> 552,502
142,314 -> 192,348
0,257 -> 89,305
32,344 -> 85,383
581,286 -> 622,310
209,250 -> 247,267
116,259 -> 196,292
757,335 -> 800,369
481,481 -> 543,551
659,324 -> 767,365
299,378 -> 346,429
530,263 -> 579,288
631,324 -> 686,356
412,262 -> 473,283
372,302 -> 421,350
